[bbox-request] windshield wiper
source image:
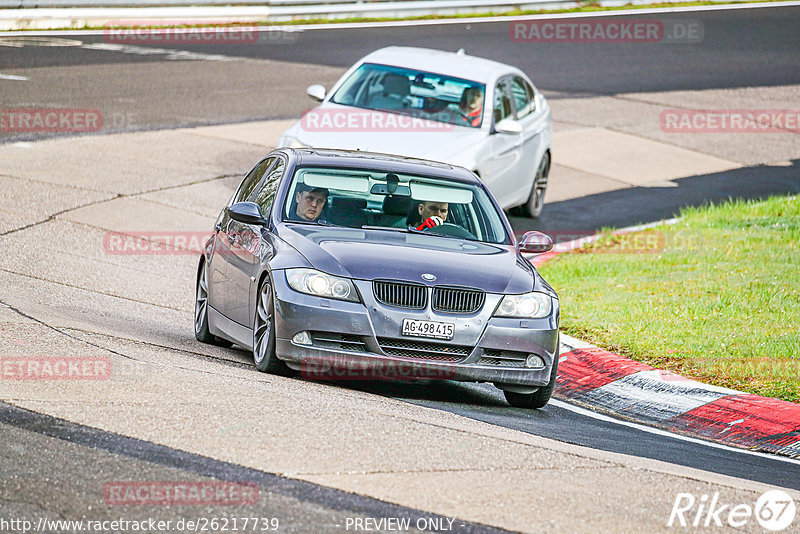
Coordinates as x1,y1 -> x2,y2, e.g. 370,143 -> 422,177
406,226 -> 463,241
285,219 -> 336,227
361,225 -> 410,233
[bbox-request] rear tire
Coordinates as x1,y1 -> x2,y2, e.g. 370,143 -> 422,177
503,336 -> 560,409
521,152 -> 550,218
253,278 -> 292,376
194,259 -> 231,347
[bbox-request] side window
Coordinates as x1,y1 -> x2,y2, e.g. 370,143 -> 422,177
450,203 -> 479,239
510,77 -> 535,119
248,158 -> 285,215
234,157 -> 275,204
492,80 -> 513,124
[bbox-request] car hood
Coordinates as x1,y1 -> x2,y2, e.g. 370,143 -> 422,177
285,103 -> 485,167
277,224 -> 537,295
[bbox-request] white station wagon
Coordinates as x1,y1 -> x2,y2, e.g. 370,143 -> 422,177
279,46 -> 553,217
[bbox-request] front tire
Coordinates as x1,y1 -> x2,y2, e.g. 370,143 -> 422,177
503,337 -> 560,409
253,278 -> 291,376
194,260 -> 231,347
521,152 -> 550,218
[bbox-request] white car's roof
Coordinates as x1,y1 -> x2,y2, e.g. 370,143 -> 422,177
358,46 -> 522,84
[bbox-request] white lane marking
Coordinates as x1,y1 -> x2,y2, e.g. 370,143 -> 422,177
550,398 -> 800,466
0,73 -> 28,81
0,36 -> 83,47
80,42 -> 237,62
0,1 -> 798,37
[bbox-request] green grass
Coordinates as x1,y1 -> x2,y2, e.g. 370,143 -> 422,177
539,195 -> 800,402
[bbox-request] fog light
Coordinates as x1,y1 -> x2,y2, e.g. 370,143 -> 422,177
292,331 -> 311,345
525,354 -> 545,369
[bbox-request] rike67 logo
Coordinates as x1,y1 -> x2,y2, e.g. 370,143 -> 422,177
668,490 -> 796,531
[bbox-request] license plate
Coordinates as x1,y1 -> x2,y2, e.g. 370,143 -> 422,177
401,318 -> 454,340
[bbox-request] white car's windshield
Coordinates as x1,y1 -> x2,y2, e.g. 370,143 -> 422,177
283,166 -> 509,244
330,63 -> 486,129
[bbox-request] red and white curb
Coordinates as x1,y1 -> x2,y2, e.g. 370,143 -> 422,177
528,221 -> 800,459
555,334 -> 800,458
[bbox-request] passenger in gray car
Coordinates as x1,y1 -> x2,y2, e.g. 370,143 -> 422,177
408,201 -> 449,230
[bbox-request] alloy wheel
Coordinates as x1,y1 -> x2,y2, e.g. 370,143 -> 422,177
254,282 -> 273,366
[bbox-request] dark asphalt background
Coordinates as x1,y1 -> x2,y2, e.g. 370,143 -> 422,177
2,6 -> 798,233
2,7 -> 799,92
0,403 -> 511,534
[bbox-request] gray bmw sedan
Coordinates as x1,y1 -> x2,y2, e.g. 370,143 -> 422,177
195,148 -> 560,408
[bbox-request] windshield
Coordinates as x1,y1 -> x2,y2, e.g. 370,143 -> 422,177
283,166 -> 509,245
330,63 -> 486,129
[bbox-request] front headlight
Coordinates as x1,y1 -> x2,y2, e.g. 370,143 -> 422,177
285,268 -> 359,302
494,292 -> 552,318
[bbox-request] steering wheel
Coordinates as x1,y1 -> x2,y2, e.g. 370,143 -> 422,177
423,223 -> 476,240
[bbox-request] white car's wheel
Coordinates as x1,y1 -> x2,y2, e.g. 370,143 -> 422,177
521,152 -> 550,218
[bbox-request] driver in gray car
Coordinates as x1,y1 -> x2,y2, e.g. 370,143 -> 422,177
291,184 -> 329,222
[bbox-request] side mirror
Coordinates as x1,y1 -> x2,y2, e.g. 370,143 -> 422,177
518,231 -> 553,254
494,118 -> 522,135
228,202 -> 266,226
306,84 -> 326,102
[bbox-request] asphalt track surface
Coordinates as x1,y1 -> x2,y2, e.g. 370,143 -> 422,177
2,6 -> 800,131
2,5 -> 800,530
0,402 -> 508,534
1,6 -> 799,234
2,7 -> 799,92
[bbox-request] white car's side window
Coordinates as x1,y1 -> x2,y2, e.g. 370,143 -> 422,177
493,80 -> 513,124
510,77 -> 535,119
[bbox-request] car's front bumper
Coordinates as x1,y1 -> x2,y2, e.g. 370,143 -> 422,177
272,273 -> 559,387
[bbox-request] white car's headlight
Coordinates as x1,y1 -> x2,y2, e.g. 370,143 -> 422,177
286,268 -> 359,302
494,292 -> 552,319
